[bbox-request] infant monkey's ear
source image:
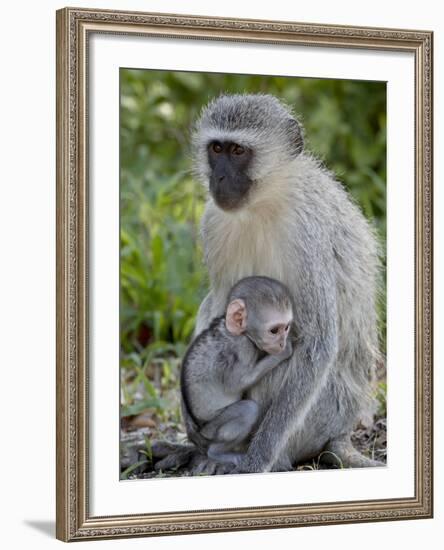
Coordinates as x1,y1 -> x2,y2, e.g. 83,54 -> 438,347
225,299 -> 247,335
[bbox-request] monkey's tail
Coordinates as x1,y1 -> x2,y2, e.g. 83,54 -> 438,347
321,435 -> 385,469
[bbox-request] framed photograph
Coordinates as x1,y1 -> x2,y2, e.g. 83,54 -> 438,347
56,7 -> 433,542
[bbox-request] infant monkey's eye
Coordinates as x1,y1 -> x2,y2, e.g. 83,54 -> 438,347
285,324 -> 290,331
269,326 -> 279,335
211,142 -> 223,153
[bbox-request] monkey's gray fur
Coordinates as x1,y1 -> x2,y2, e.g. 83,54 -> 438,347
153,93 -> 383,474
180,276 -> 293,467
192,93 -> 382,473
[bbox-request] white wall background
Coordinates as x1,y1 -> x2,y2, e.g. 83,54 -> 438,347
0,0 -> 441,547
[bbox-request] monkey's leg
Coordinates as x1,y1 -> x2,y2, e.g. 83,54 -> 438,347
207,443 -> 243,467
271,453 -> 293,472
200,400 -> 259,468
322,434 -> 385,469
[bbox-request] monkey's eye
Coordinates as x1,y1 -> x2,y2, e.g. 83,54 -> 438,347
232,144 -> 245,156
269,326 -> 279,335
285,324 -> 290,331
211,142 -> 223,154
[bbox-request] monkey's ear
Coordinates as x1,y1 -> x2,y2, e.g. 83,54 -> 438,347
225,299 -> 247,335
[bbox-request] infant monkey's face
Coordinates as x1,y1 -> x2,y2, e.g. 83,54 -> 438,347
251,307 -> 293,355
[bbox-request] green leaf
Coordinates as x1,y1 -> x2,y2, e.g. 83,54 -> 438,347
120,459 -> 150,480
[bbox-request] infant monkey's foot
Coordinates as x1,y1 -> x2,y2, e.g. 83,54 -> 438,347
190,456 -> 237,476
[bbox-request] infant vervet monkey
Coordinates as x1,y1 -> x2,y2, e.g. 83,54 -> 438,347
180,276 -> 294,467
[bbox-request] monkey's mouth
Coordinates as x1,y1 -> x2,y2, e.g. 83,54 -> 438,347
212,192 -> 250,211
209,177 -> 253,212
250,337 -> 283,356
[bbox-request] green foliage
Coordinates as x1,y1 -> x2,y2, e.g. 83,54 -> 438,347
120,69 -> 386,417
120,458 -> 151,480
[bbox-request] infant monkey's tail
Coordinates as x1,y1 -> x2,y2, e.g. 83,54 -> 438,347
151,440 -> 196,472
321,434 -> 385,469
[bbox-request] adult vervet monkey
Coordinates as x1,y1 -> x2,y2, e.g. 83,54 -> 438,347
189,93 -> 383,473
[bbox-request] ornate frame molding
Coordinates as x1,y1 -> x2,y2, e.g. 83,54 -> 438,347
56,7 -> 433,542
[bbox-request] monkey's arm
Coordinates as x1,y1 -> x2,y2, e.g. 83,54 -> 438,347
236,251 -> 339,473
225,341 -> 293,393
194,291 -> 214,336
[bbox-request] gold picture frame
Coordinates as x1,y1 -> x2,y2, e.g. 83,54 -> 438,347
56,7 -> 433,541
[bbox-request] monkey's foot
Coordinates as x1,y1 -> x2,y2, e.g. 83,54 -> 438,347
230,455 -> 266,474
150,440 -> 238,475
151,440 -> 196,472
190,456 -> 236,476
322,436 -> 385,469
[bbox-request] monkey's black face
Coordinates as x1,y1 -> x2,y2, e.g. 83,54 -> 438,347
207,141 -> 254,211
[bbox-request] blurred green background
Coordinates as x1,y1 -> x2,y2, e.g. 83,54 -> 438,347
120,69 -> 386,429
